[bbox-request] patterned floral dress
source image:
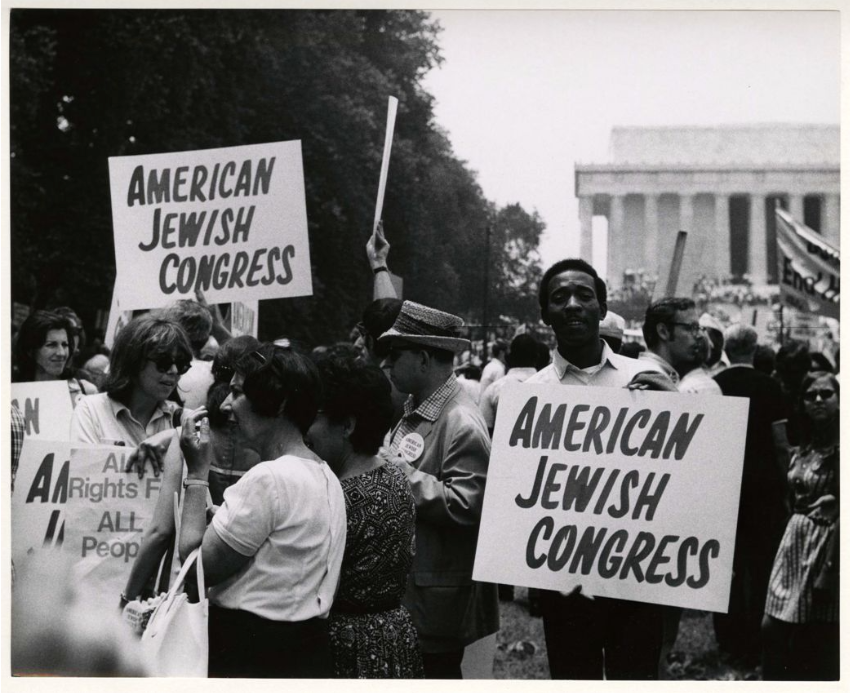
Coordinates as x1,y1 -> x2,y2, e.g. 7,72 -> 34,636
329,463 -> 423,678
765,444 -> 839,623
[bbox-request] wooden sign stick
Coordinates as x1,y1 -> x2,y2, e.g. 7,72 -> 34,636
373,96 -> 399,234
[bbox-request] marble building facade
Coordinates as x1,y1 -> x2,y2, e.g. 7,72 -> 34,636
574,125 -> 840,293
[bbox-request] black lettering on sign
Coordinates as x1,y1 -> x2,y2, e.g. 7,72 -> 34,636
11,397 -> 40,436
509,396 -> 537,448
277,245 -> 296,285
42,509 -> 65,549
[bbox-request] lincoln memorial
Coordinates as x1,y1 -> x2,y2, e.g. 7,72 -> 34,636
574,124 -> 840,293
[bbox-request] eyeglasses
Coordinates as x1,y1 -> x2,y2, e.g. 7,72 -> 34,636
385,345 -> 419,362
670,322 -> 705,336
148,356 -> 191,375
803,388 -> 837,402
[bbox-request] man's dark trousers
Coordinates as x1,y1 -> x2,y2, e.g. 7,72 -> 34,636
541,590 -> 664,679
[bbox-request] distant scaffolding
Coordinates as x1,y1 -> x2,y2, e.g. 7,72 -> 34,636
575,125 -> 840,292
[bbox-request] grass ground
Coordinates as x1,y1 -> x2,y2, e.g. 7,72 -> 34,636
493,588 -> 761,681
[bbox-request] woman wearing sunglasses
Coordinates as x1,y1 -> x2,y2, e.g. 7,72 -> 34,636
762,371 -> 839,680
119,335 -> 261,607
71,315 -> 192,446
178,343 -> 346,678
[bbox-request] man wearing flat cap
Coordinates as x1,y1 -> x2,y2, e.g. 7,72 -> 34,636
380,300 -> 499,679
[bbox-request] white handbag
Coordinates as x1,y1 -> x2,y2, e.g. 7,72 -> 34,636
140,546 -> 209,677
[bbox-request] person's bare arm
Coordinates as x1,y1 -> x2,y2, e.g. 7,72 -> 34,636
367,221 -> 397,300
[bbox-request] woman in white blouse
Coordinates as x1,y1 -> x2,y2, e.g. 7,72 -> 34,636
178,343 -> 346,678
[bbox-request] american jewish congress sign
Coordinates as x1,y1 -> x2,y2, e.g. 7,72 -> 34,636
473,383 -> 748,612
109,140 -> 313,311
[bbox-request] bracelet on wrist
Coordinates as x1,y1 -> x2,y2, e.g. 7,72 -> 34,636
373,266 -> 389,275
183,478 -> 210,489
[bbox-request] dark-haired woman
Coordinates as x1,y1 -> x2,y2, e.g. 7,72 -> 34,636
762,371 -> 839,680
308,354 -> 422,678
71,315 -> 192,446
120,335 -> 261,605
14,310 -> 97,402
179,343 -> 346,678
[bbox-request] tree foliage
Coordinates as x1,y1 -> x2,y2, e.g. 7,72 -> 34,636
10,9 -> 544,346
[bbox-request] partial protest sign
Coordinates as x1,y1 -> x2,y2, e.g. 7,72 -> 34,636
109,140 -> 313,311
12,440 -> 74,565
473,383 -> 748,613
13,442 -> 161,590
11,381 -> 75,440
105,281 -> 134,349
61,446 -> 162,597
226,299 -> 259,338
776,207 -> 840,320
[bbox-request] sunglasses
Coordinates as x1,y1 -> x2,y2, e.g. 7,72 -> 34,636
803,388 -> 837,403
148,355 -> 191,375
247,344 -> 293,369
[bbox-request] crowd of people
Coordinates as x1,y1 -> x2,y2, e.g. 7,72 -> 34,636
9,221 -> 839,681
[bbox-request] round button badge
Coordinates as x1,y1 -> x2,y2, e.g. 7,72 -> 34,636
399,432 -> 425,462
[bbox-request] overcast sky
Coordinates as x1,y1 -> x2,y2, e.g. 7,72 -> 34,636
420,10 -> 840,273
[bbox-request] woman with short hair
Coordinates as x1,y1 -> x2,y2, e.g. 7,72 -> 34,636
178,343 -> 346,678
71,315 -> 191,446
308,353 -> 422,678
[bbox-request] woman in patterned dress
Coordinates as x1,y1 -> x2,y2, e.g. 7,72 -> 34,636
762,371 -> 839,680
308,353 -> 423,678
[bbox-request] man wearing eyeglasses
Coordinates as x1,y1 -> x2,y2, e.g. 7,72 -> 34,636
638,297 -> 719,393
379,301 -> 499,679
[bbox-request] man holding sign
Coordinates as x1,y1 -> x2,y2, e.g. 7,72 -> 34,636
523,259 -> 671,680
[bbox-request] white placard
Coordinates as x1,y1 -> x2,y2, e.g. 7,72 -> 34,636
12,441 -> 162,607
12,440 -> 74,565
109,140 -> 313,311
104,281 -> 134,349
11,381 -> 75,440
62,446 -> 162,597
473,383 -> 748,613
228,299 -> 258,338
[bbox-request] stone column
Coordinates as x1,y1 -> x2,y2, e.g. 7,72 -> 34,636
607,195 -> 625,287
749,193 -> 767,285
643,194 -> 659,281
789,194 -> 805,225
679,194 -> 694,234
824,194 -> 840,248
579,196 -> 594,261
715,194 -> 730,278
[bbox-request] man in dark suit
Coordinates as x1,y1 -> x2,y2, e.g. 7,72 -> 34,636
713,324 -> 789,664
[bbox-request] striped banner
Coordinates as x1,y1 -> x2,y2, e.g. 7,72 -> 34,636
775,208 -> 839,320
